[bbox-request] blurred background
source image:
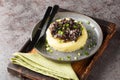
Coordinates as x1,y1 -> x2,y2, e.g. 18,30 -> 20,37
0,0 -> 120,80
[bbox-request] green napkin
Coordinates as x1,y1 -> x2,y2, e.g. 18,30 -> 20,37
11,52 -> 79,80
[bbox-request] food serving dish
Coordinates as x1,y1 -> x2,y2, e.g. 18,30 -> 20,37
35,12 -> 103,62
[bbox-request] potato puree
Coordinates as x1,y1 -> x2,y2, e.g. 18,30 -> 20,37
46,18 -> 88,52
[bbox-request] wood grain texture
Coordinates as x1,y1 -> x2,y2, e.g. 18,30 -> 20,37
7,8 -> 116,80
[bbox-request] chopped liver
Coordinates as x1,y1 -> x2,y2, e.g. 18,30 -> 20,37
49,18 -> 83,42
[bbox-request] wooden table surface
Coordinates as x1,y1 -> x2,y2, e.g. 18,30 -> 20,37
0,0 -> 120,80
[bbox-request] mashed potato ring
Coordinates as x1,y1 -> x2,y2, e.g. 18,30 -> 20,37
46,21 -> 88,52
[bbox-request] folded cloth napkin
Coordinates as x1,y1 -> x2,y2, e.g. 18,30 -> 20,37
11,52 -> 79,80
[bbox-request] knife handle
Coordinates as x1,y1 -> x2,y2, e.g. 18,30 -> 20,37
45,5 -> 59,32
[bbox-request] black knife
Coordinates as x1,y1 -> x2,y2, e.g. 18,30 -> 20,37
25,5 -> 59,52
25,6 -> 52,52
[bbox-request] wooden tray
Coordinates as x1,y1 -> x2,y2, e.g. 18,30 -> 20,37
7,8 -> 116,80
